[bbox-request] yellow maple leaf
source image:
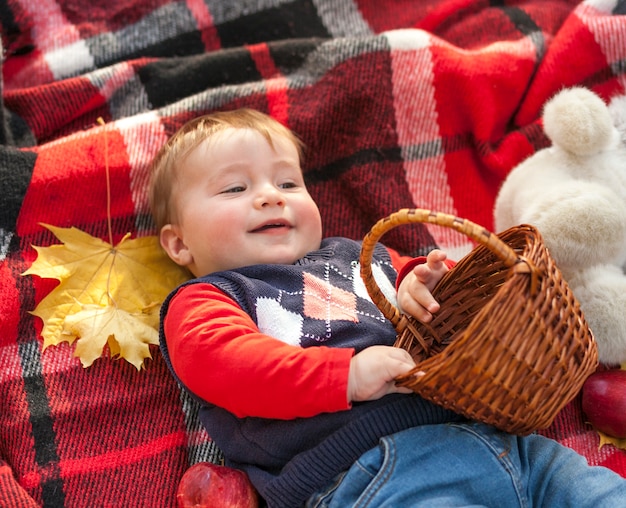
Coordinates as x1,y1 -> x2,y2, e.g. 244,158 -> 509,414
23,224 -> 190,369
65,305 -> 158,370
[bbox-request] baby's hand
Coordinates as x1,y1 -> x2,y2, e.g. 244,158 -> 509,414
397,249 -> 449,323
348,345 -> 416,402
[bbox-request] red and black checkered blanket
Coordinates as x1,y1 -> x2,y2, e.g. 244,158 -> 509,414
2,1 -> 626,506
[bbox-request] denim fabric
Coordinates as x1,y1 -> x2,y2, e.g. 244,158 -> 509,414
307,422 -> 626,507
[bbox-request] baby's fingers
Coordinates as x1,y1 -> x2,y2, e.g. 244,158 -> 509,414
385,348 -> 417,394
398,285 -> 440,322
426,249 -> 448,268
386,347 -> 416,372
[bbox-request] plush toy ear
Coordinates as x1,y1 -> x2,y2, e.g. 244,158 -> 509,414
160,225 -> 193,267
543,87 -> 619,156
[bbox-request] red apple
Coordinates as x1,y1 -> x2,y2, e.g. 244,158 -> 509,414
176,462 -> 259,508
581,369 -> 626,438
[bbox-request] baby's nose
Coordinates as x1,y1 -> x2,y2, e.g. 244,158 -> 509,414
256,186 -> 285,207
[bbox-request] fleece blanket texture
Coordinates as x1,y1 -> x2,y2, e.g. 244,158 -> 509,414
1,0 -> 626,506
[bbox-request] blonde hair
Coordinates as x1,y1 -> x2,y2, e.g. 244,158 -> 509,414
149,108 -> 304,231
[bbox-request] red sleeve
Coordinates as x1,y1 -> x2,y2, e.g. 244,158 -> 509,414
386,247 -> 456,289
163,283 -> 354,420
387,247 -> 415,272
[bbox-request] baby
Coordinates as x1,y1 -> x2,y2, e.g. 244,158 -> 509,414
151,108 -> 626,507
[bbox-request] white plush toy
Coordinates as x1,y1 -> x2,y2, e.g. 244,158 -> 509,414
494,86 -> 626,366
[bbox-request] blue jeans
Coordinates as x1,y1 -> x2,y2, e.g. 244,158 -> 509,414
306,422 -> 626,507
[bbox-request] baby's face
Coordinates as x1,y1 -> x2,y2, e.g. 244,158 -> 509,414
168,127 -> 323,276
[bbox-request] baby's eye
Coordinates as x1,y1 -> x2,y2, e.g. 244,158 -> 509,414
222,185 -> 246,194
279,182 -> 298,189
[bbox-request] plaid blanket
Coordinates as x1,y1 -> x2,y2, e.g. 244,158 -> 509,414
2,0 -> 626,506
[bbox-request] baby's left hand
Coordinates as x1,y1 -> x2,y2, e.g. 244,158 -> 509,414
396,249 -> 449,323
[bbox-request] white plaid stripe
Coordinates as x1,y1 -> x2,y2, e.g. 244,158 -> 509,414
311,0 -> 373,37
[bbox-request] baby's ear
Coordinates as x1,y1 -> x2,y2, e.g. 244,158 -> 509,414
160,225 -> 193,267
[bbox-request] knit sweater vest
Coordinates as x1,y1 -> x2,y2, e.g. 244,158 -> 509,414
159,237 -> 464,507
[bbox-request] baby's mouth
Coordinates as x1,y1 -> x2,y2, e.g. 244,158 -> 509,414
251,221 -> 290,233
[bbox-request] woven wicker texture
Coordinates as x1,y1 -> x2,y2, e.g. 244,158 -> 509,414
360,209 -> 598,435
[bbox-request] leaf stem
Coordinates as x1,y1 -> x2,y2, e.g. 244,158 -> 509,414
97,117 -> 114,246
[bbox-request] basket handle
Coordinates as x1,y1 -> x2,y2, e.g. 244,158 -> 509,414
359,208 -> 539,328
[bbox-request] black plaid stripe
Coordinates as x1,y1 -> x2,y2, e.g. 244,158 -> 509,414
212,0 -> 330,47
14,255 -> 66,506
138,50 -> 262,109
0,147 -> 36,235
86,3 -> 206,67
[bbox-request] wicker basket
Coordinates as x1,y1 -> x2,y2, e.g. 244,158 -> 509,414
360,208 -> 598,435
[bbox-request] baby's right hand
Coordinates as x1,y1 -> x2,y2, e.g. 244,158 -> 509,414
347,345 -> 416,403
396,249 -> 449,323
